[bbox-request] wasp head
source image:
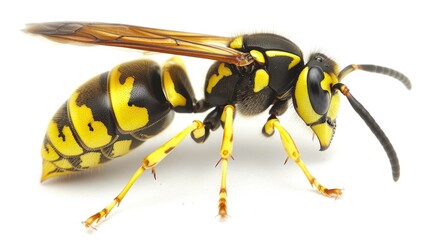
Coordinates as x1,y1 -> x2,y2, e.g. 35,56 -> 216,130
293,53 -> 340,150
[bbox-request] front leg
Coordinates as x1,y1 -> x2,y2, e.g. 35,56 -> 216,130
263,115 -> 342,198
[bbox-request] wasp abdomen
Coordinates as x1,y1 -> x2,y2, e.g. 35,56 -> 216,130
41,59 -> 175,181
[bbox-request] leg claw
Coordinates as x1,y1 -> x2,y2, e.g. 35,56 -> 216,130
82,213 -> 103,230
322,188 -> 343,199
82,201 -> 118,229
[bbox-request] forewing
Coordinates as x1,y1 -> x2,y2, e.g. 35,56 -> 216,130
25,22 -> 253,66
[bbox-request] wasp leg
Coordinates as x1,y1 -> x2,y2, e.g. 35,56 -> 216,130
83,120 -> 205,229
263,116 -> 342,198
217,105 -> 235,218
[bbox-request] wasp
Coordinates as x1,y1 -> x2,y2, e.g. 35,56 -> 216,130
26,22 -> 411,228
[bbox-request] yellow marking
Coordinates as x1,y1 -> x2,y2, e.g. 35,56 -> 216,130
330,73 -> 339,85
320,72 -> 334,93
80,152 -> 102,168
206,63 -> 232,94
163,71 -> 187,107
250,50 -> 265,64
41,143 -> 60,161
253,69 -> 270,93
328,93 -> 340,121
69,92 -> 113,149
109,66 -> 150,132
111,140 -> 133,158
229,36 -> 243,49
47,121 -> 83,156
54,159 -> 74,169
265,50 -> 301,69
294,67 -> 319,123
311,123 -> 333,149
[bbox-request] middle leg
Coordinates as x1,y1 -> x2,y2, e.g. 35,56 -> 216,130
217,105 -> 235,218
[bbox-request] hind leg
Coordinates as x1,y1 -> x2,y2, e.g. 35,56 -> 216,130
83,120 -> 205,229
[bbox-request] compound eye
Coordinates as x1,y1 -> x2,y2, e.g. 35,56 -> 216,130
307,67 -> 330,115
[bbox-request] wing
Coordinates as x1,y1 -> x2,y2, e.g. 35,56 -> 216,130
25,22 -> 253,66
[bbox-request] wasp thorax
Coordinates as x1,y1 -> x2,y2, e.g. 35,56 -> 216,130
293,53 -> 340,150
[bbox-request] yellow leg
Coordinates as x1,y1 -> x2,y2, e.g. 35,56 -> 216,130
218,105 -> 235,218
83,120 -> 205,228
263,117 -> 342,198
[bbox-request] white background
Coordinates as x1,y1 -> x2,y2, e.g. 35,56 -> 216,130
2,0 -> 427,239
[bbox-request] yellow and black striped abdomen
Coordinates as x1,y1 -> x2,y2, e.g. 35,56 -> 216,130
41,59 -> 174,181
